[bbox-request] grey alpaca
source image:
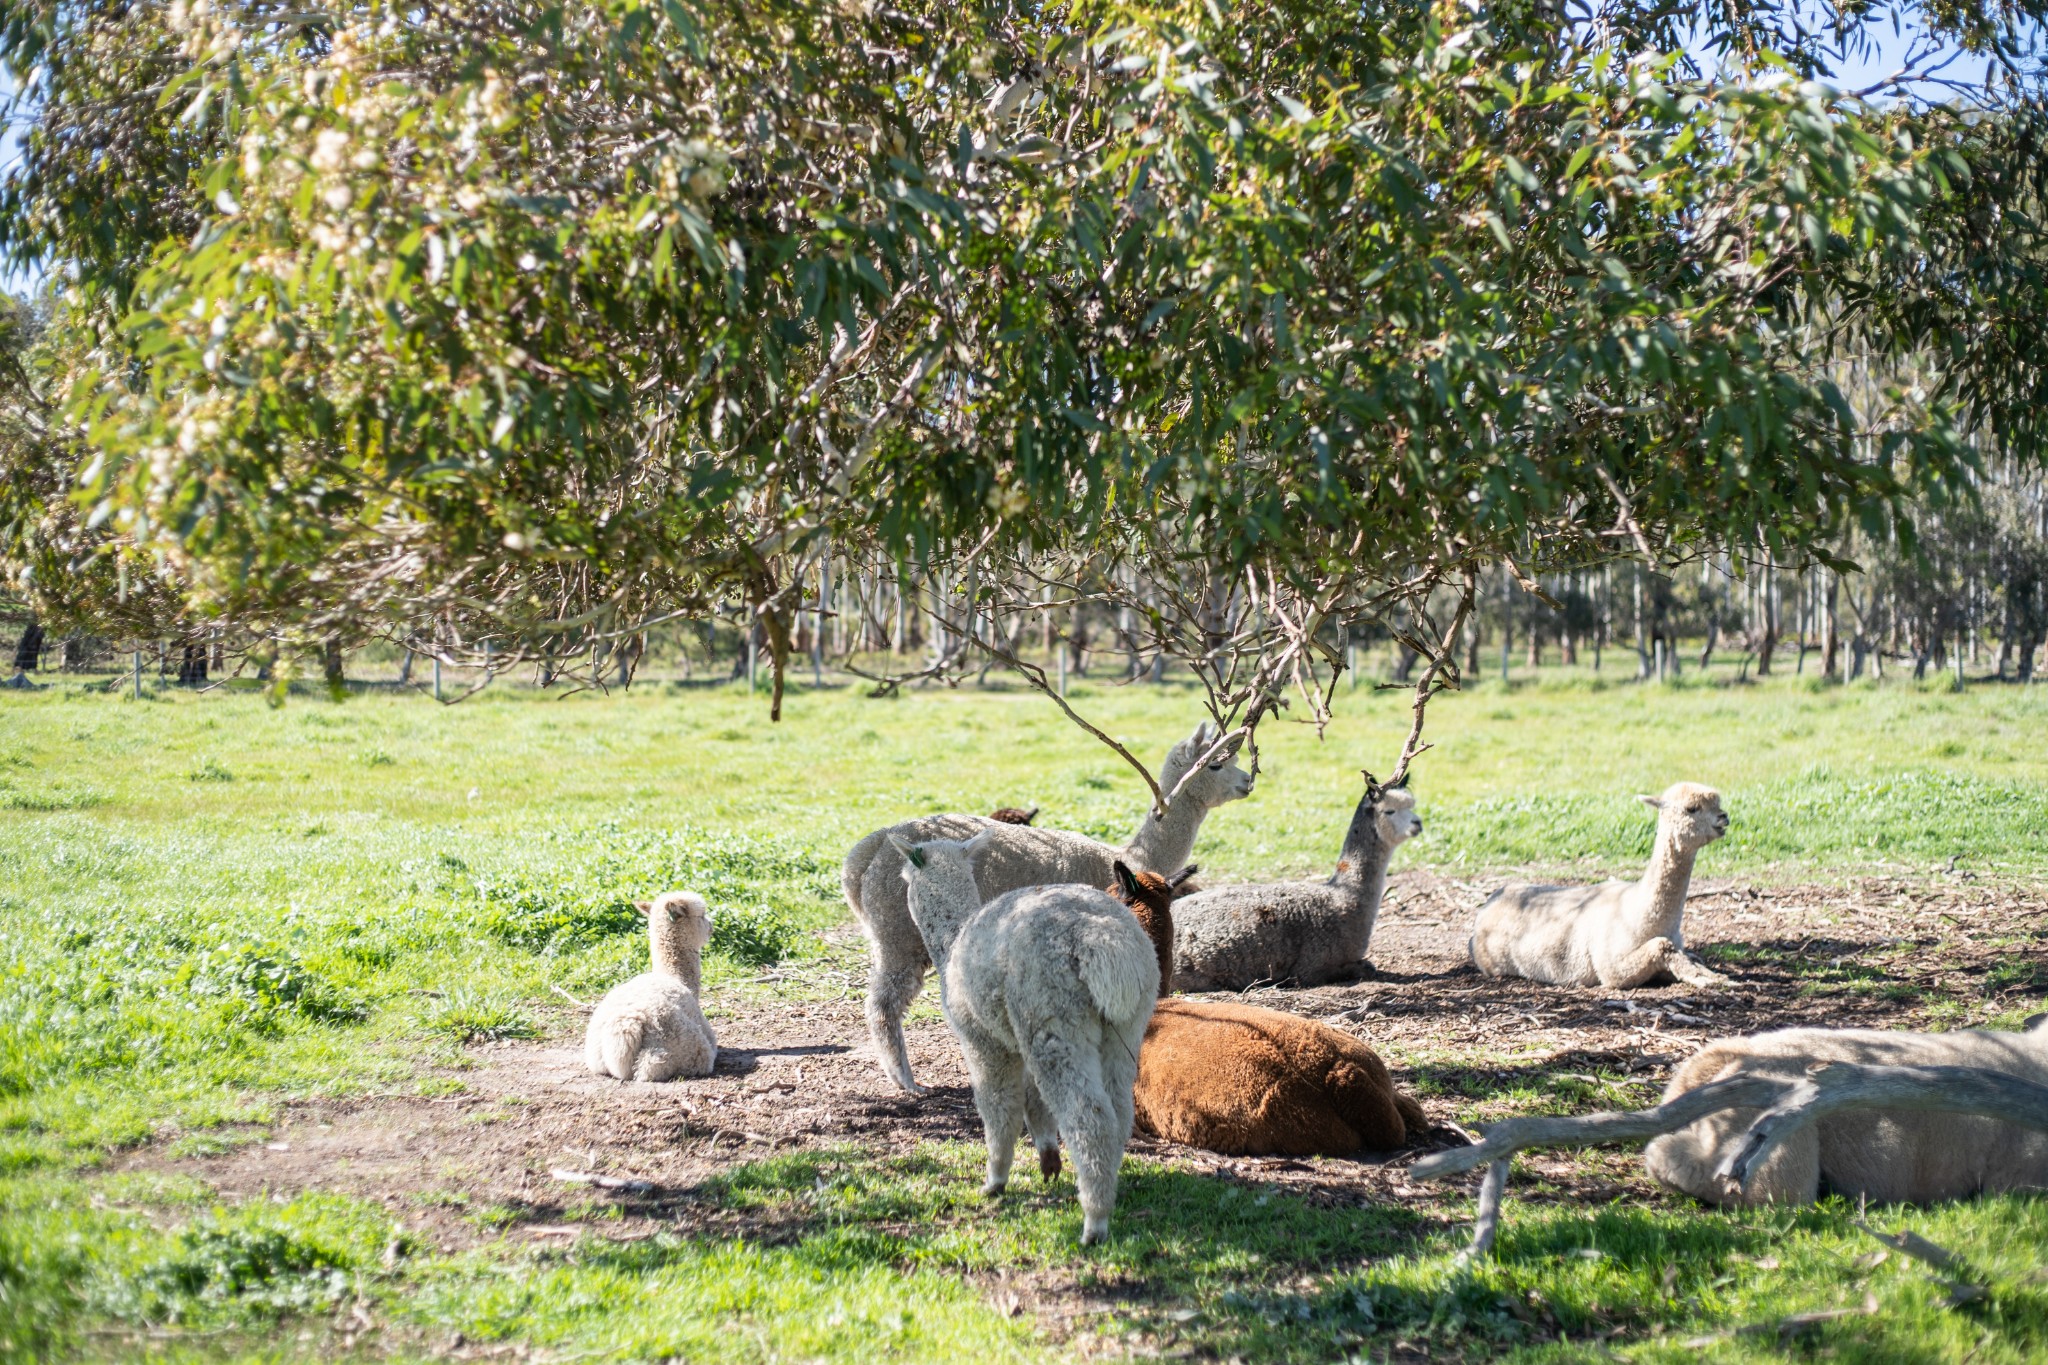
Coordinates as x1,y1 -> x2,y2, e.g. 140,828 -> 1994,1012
844,721 -> 1251,1092
1171,777 -> 1422,992
1468,782 -> 1730,989
892,831 -> 1159,1244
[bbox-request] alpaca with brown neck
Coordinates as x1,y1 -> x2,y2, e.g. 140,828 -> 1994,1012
1468,782 -> 1730,988
842,721 -> 1253,1093
1106,861 -> 1428,1157
1169,776 -> 1421,993
584,891 -> 718,1081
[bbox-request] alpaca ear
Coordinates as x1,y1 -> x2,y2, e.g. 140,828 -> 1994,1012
887,832 -> 916,859
1112,860 -> 1142,901
633,900 -> 653,914
2026,1012 -> 2048,1033
963,828 -> 997,860
1023,805 -> 1038,823
1167,864 -> 1199,889
1361,769 -> 1382,801
1638,793 -> 1664,810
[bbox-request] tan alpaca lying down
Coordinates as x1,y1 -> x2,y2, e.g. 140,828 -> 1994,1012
1646,1017 -> 2048,1206
1470,782 -> 1729,989
1109,864 -> 1427,1157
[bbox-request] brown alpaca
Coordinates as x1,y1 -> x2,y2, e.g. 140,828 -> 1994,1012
1109,862 -> 1427,1156
987,806 -> 1039,826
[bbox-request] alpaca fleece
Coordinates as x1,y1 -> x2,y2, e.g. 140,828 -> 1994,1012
1108,864 -> 1425,1156
584,891 -> 717,1081
844,721 -> 1252,1093
1645,1018 -> 2048,1206
1135,1000 -> 1426,1155
1170,781 -> 1420,992
894,832 -> 1159,1244
1469,782 -> 1729,989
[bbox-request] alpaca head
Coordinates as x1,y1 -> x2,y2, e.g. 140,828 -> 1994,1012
1638,782 -> 1729,852
1370,780 -> 1423,847
988,806 -> 1038,826
1159,721 -> 1255,811
889,828 -> 996,939
1109,861 -> 1198,919
634,891 -> 714,960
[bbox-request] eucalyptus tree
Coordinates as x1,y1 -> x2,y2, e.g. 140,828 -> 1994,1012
3,0 -> 2046,775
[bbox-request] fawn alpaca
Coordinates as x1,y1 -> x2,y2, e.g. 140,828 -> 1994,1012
584,892 -> 717,1081
1469,782 -> 1730,989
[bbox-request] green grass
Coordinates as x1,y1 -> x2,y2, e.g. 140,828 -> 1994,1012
2,671 -> 2047,1361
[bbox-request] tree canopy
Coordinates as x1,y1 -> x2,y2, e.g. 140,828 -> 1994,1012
4,0 -> 2046,765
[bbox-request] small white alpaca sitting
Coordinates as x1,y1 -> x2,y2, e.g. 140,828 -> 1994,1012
892,830 -> 1159,1244
1646,1017 -> 2048,1206
1468,782 -> 1730,989
844,720 -> 1251,1092
584,891 -> 718,1081
1170,777 -> 1421,992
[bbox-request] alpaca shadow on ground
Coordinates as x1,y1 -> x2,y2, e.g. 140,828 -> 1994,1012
709,1042 -> 850,1077
1405,1047 -> 1684,1103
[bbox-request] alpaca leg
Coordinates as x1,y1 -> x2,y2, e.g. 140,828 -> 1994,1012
1028,1030 -> 1125,1244
958,1035 -> 1026,1196
1598,937 -> 1681,989
1023,1078 -> 1062,1179
866,955 -> 928,1095
1666,948 -> 1732,988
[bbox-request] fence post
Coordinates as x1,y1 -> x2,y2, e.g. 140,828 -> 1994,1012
132,650 -> 142,700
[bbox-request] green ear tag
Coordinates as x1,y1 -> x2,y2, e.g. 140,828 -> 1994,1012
906,847 -> 926,869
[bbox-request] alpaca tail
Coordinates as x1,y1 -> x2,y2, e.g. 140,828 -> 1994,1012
1393,1088 -> 1429,1140
1325,1058 -> 1414,1150
592,1018 -> 645,1081
841,829 -> 889,917
1077,930 -> 1156,1029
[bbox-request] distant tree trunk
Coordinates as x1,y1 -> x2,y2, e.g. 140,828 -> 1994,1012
1632,569 -> 1650,678
4,620 -> 39,686
210,633 -> 226,674
1391,643 -> 1419,683
398,650 -> 415,685
1756,564 -> 1778,676
1822,571 -> 1840,680
322,638 -> 346,692
12,619 -> 44,674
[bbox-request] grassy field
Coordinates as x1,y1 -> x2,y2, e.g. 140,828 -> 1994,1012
1,669 -> 2046,1362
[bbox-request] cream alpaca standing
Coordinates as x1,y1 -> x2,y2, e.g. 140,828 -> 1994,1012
1170,777 -> 1421,992
1468,782 -> 1730,989
1646,1018 -> 2048,1206
845,721 -> 1251,1092
584,892 -> 718,1081
891,831 -> 1158,1244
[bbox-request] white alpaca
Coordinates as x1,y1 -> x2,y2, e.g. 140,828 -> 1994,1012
1467,782 -> 1730,989
1645,1017 -> 2048,1206
584,891 -> 718,1081
1171,777 -> 1422,992
891,830 -> 1159,1244
845,721 -> 1251,1092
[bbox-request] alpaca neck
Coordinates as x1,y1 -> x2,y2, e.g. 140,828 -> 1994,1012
905,888 -> 976,976
1123,788 -> 1207,873
1327,799 -> 1388,909
648,917 -> 702,992
1130,901 -> 1175,994
1630,830 -> 1699,940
